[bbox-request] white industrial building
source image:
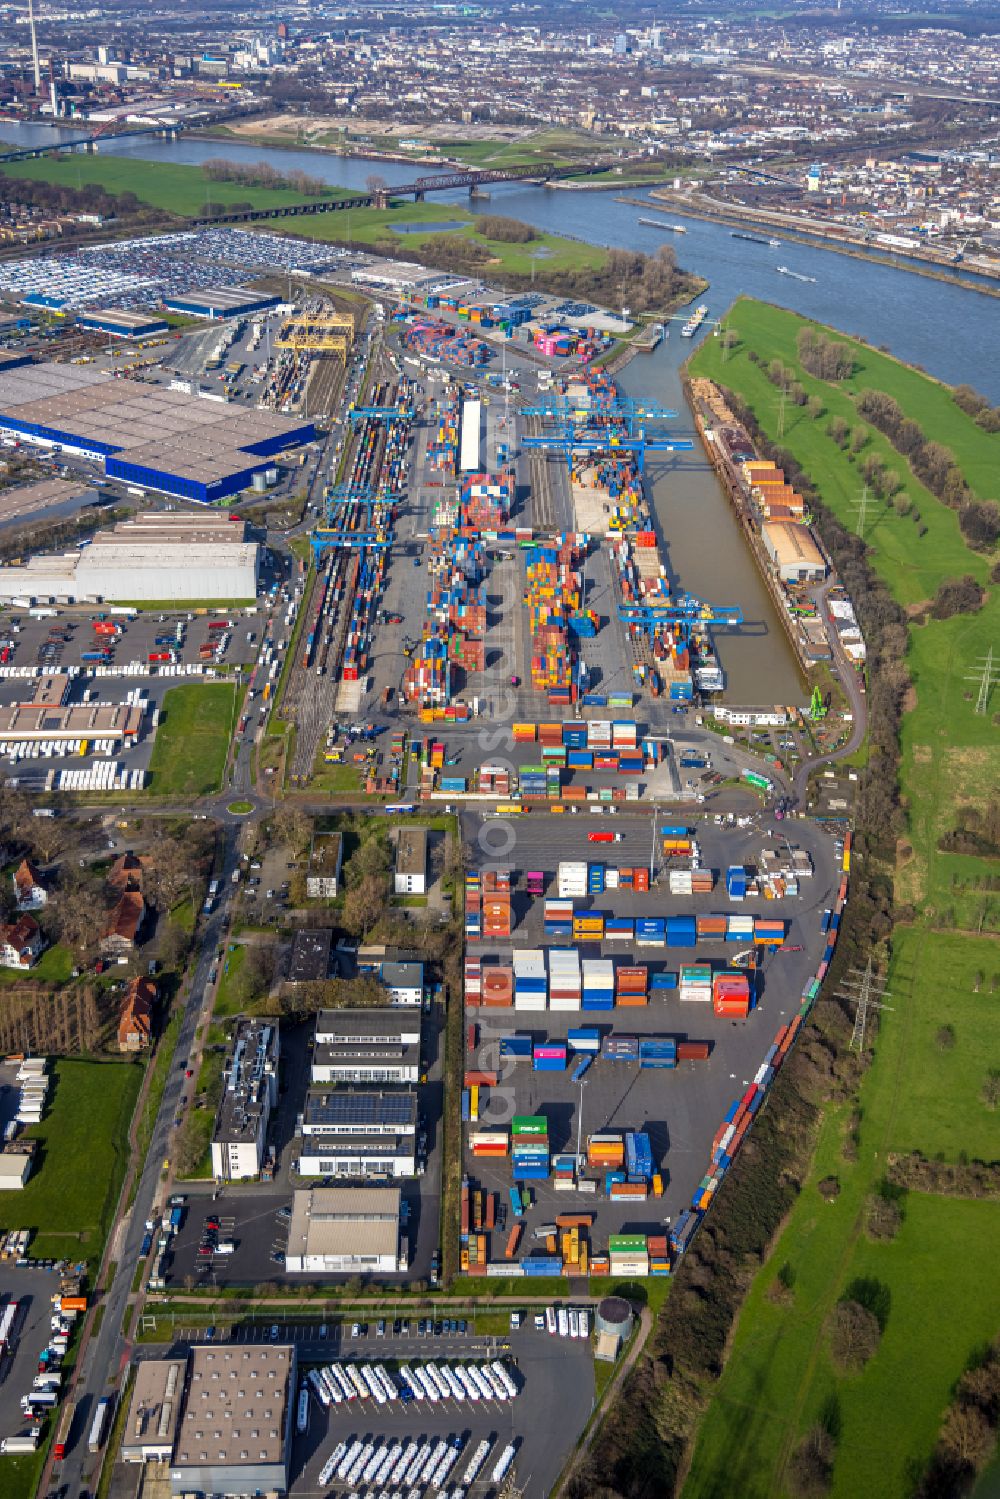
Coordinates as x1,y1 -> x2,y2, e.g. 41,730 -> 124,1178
0,513 -> 258,603
380,959 -> 424,1007
394,828 -> 427,896
210,1018 -> 280,1182
311,1008 -> 421,1086
285,1185 -> 404,1275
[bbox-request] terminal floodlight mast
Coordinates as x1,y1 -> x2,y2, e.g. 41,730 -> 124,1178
837,958 -> 894,1052
965,646 -> 997,716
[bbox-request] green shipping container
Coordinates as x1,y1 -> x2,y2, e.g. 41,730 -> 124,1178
512,1115 -> 548,1136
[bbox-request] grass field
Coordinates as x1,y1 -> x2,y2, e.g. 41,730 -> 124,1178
7,1059 -> 142,1263
692,301 -> 991,605
0,943 -> 74,987
1,155 -> 350,217
212,943 -> 246,1019
877,929 -> 1000,1163
691,299 -> 999,925
147,683 -> 237,796
684,300 -> 1000,1499
278,201 -> 607,276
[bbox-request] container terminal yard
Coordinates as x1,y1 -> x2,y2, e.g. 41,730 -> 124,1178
0,233 -> 865,1497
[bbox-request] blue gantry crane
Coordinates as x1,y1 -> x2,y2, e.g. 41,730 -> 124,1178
311,482 -> 393,555
618,593 -> 744,636
348,404 -> 414,423
520,396 -> 693,473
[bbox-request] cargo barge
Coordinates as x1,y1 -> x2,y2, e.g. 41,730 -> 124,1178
680,304 -> 709,339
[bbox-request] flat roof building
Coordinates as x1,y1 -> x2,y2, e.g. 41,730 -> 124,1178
76,308 -> 170,340
306,830 -> 343,899
121,1356 -> 186,1463
299,1088 -> 417,1179
285,1185 -> 403,1274
288,928 -> 332,984
0,511 -> 257,603
0,477 -> 104,533
169,1344 -> 295,1496
312,1007 -> 421,1085
394,827 -> 427,896
761,521 -> 826,583
163,287 -> 280,320
211,1017 -> 280,1183
380,958 -> 424,1006
0,360 -> 313,504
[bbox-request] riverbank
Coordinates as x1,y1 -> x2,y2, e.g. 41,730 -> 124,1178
635,190 -> 1000,296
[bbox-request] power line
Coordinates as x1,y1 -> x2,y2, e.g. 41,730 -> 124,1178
836,957 -> 894,1053
965,645 -> 997,716
851,482 -> 872,538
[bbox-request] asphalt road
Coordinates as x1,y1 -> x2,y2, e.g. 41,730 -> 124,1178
53,819 -> 244,1494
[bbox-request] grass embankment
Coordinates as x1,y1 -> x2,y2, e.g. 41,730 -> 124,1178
147,683 -> 238,796
1,156 -> 350,218
6,1059 -> 142,1264
681,301 -> 1000,1498
693,298 -> 998,925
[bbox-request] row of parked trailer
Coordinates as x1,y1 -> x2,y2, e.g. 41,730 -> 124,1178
307,1358 -> 517,1411
44,763 -> 146,791
317,1430 -> 517,1494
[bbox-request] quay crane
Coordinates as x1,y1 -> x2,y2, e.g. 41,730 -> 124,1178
520,396 -> 693,473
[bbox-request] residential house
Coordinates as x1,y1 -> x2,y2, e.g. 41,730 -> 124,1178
0,913 -> 43,969
101,891 -> 144,957
118,975 -> 156,1052
107,851 -> 151,894
12,858 -> 46,911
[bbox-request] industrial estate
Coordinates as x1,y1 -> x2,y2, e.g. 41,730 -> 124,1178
0,5 -> 994,1499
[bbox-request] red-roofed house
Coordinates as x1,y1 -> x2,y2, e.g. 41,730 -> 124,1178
118,976 -> 156,1053
12,859 -> 47,912
0,914 -> 43,969
100,892 -> 144,958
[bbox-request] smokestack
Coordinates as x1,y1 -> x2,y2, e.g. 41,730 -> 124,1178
50,77 -> 57,118
28,0 -> 42,92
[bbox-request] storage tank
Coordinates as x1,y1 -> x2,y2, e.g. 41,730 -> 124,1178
596,1295 -> 634,1341
252,471 -> 268,493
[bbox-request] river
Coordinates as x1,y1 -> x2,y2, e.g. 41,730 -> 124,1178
6,123 -> 1000,701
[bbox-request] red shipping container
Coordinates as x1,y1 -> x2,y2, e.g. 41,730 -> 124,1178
676,1041 -> 711,1062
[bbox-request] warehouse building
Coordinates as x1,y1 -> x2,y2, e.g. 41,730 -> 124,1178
298,1089 -> 417,1179
210,1018 -> 280,1182
285,1185 -> 404,1274
0,512 -> 257,602
162,286 -> 280,320
169,1345 -> 295,1496
761,521 -> 826,583
0,360 -> 313,504
75,308 -> 169,340
121,1357 -> 186,1464
311,1008 -> 421,1085
0,477 -> 105,533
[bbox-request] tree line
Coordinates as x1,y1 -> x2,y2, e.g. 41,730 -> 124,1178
570,384 -> 909,1499
855,388 -> 1000,554
796,327 -> 856,381
201,158 -> 329,196
0,167 -> 142,221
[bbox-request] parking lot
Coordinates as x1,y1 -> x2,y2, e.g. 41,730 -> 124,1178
134,1316 -> 591,1498
291,1324 -> 592,1499
163,996 -> 447,1290
461,810 -> 840,1239
0,1261 -> 66,1446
